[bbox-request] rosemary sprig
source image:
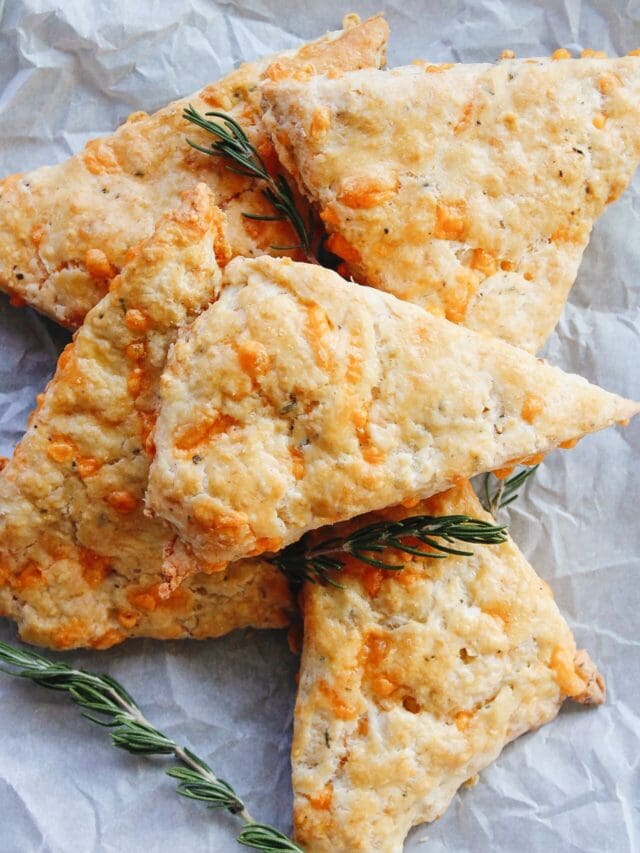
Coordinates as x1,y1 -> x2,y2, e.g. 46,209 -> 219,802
481,465 -> 539,517
272,513 -> 508,586
183,105 -> 313,254
0,642 -> 302,853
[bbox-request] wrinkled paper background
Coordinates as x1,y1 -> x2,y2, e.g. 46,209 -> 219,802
0,1 -> 639,850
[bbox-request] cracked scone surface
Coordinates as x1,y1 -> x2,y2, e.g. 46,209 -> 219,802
0,186 -> 292,650
0,14 -> 388,326
292,483 -> 605,853
147,256 -> 638,567
262,56 -> 640,353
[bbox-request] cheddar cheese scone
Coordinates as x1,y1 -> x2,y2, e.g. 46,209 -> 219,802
292,482 -> 605,853
147,256 -> 638,569
262,55 -> 640,353
0,186 -> 292,650
0,14 -> 387,327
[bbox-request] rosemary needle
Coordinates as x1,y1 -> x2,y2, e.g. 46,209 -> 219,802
0,642 -> 303,853
272,513 -> 508,586
183,105 -> 313,255
481,465 -> 539,517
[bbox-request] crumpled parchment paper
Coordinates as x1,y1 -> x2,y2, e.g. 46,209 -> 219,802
0,1 -> 639,851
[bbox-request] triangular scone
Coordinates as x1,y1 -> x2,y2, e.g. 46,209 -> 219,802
0,14 -> 387,328
291,482 -> 605,853
0,186 -> 292,650
146,256 -> 638,568
262,56 -> 640,353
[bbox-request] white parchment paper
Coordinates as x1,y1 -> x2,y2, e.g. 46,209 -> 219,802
0,1 -> 639,850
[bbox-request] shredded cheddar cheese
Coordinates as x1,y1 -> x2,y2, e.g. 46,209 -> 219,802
434,200 -> 467,240
338,174 -> 398,209
124,308 -> 150,332
105,490 -> 138,514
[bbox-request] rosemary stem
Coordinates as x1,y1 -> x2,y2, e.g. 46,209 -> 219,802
489,478 -> 505,515
172,743 -> 255,825
183,105 -> 315,258
0,642 -> 301,852
92,684 -> 260,826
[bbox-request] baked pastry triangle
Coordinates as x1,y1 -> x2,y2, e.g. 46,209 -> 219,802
146,256 -> 638,567
262,55 -> 640,353
0,186 -> 292,649
0,14 -> 387,327
291,482 -> 605,853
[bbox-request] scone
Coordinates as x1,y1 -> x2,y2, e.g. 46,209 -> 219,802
0,186 -> 292,650
292,482 -> 605,853
146,256 -> 638,569
0,14 -> 388,327
262,55 -> 640,353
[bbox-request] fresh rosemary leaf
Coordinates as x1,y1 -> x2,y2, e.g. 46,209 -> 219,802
167,766 -> 244,811
481,464 -> 539,517
272,513 -> 508,586
238,823 -> 305,852
0,641 -> 303,852
183,105 -> 313,254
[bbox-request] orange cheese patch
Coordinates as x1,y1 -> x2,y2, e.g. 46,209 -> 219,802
105,490 -> 138,514
425,63 -> 454,73
309,106 -> 332,141
174,413 -> 239,451
234,340 -> 271,380
290,446 -> 305,480
454,709 -> 475,731
521,394 -> 544,423
307,783 -> 334,811
318,679 -> 358,720
559,436 -> 580,450
434,200 -> 467,240
320,206 -> 341,227
128,582 -> 192,614
326,232 -> 362,265
338,174 -> 398,209
79,548 -> 112,588
85,248 -> 115,280
82,138 -> 121,175
304,303 -> 334,372
550,645 -> 587,698
127,367 -> 144,397
138,410 -> 157,456
352,407 -> 385,465
124,308 -> 150,332
454,100 -> 475,134
117,610 -> 140,630
13,562 -> 45,592
51,618 -> 87,650
470,248 -> 498,277
47,440 -> 75,463
125,341 -> 147,362
444,268 -> 478,324
598,72 -> 621,95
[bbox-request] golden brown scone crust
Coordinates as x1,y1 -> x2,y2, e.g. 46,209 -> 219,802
0,14 -> 388,327
0,186 -> 292,650
262,56 -> 640,353
147,255 -> 638,568
292,483 -> 605,853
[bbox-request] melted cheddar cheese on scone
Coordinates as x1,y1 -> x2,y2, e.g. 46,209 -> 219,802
292,482 -> 605,853
0,14 -> 388,327
262,55 -> 640,353
0,186 -> 292,650
146,256 -> 639,569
